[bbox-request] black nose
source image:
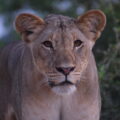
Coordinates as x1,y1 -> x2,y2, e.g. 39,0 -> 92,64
56,67 -> 75,75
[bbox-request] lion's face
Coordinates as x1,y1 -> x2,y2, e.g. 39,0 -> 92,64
32,26 -> 90,95
15,10 -> 106,95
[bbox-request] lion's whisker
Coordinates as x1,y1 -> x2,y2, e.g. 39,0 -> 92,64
70,74 -> 81,75
48,75 -> 62,77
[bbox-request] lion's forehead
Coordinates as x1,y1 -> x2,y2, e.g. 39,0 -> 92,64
35,14 -> 88,47
44,14 -> 75,28
42,15 -> 87,42
42,27 -> 87,44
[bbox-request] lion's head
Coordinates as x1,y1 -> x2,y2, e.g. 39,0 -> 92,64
15,10 -> 106,95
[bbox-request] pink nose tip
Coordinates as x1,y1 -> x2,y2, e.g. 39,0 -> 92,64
56,67 -> 75,75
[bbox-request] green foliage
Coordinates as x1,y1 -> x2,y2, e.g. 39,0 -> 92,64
97,4 -> 120,118
0,0 -> 24,13
0,41 -> 5,47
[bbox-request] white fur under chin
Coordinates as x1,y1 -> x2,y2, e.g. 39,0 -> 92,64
52,85 -> 76,96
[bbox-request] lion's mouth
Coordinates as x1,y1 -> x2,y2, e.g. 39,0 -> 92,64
49,80 -> 74,87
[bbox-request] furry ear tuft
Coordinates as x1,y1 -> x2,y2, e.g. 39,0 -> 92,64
15,13 -> 45,42
15,13 -> 44,34
77,10 -> 106,41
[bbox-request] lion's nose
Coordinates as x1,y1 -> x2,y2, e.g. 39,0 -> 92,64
56,67 -> 75,75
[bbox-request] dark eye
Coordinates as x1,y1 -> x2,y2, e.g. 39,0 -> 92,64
25,30 -> 33,35
74,40 -> 83,47
42,41 -> 53,48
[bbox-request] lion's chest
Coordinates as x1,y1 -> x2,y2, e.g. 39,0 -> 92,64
60,96 -> 100,120
22,95 -> 100,120
22,105 -> 59,120
22,96 -> 61,120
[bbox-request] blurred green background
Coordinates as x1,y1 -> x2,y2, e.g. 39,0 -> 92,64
0,0 -> 120,120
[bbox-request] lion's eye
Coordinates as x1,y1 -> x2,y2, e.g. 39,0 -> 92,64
74,40 -> 83,47
25,30 -> 33,35
42,41 -> 53,48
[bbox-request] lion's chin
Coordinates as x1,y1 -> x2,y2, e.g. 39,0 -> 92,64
52,85 -> 76,96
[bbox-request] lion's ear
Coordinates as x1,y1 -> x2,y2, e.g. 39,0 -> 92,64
15,13 -> 45,42
77,10 -> 106,42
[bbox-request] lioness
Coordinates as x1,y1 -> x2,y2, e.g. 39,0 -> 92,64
0,10 -> 106,120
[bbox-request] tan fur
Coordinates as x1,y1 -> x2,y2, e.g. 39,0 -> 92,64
0,10 -> 106,120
